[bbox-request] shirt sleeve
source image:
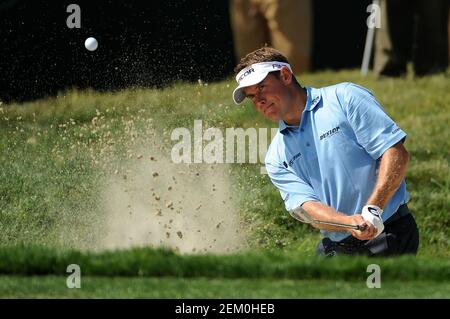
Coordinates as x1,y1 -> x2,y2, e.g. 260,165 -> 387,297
265,159 -> 320,211
340,83 -> 407,160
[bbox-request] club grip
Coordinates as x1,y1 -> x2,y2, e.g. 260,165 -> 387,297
357,224 -> 367,231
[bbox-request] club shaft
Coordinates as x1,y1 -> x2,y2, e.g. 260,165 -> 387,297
312,220 -> 364,230
289,208 -> 366,231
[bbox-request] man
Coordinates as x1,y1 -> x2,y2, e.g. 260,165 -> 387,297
232,47 -> 419,257
230,0 -> 312,73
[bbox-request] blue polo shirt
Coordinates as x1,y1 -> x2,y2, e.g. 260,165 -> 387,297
265,82 -> 409,242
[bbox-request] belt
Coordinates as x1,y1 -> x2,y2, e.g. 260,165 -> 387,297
384,203 -> 410,226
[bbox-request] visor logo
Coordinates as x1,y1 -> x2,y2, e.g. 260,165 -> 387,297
238,68 -> 255,82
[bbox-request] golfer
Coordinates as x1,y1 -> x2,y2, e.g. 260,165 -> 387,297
232,47 -> 419,256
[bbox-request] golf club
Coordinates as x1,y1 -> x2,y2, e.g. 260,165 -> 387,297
289,206 -> 367,231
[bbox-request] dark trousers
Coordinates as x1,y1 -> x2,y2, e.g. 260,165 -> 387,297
316,204 -> 419,257
374,0 -> 449,77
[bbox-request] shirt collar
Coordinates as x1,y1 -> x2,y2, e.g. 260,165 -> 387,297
305,87 -> 322,111
279,87 -> 322,134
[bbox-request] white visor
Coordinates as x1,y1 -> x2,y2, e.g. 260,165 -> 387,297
232,61 -> 292,104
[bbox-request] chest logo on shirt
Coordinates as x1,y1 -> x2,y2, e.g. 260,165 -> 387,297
320,126 -> 340,141
284,152 -> 302,168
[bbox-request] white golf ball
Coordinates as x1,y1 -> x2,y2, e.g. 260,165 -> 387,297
84,37 -> 98,51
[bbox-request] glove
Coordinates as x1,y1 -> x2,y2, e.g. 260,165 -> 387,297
361,205 -> 384,238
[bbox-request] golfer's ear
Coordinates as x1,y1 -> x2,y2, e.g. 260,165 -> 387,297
280,66 -> 292,84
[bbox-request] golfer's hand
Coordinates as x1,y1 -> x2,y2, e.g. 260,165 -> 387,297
347,215 -> 378,240
360,205 -> 384,238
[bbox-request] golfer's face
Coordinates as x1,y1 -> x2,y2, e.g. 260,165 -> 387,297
243,74 -> 288,121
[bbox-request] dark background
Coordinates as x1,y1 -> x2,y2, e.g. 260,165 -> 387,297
0,0 -> 371,103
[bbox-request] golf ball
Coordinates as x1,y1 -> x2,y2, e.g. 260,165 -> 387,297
84,37 -> 98,51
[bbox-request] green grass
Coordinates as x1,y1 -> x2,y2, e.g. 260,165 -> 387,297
1,246 -> 449,281
2,276 -> 449,298
0,245 -> 449,298
0,69 -> 449,297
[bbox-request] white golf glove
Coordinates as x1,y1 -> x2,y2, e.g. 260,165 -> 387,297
361,205 -> 384,238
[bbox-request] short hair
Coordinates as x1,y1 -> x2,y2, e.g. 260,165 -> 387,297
234,47 -> 302,87
234,47 -> 289,73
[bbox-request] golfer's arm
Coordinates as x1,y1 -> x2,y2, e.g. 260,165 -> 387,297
366,141 -> 410,210
301,201 -> 353,232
